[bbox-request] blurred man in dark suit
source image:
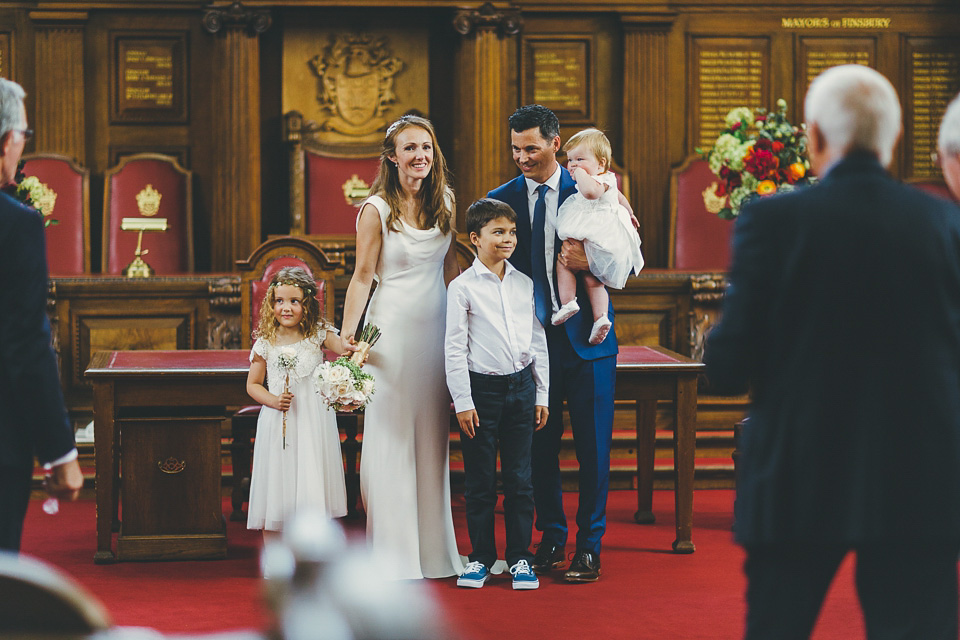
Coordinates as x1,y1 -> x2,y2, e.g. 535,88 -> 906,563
706,65 -> 960,639
0,78 -> 82,551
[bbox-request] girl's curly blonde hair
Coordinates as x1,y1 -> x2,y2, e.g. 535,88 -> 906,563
254,266 -> 324,342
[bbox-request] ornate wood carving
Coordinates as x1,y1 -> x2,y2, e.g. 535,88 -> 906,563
689,273 -> 726,361
30,12 -> 87,161
201,1 -> 271,36
207,276 -> 241,349
453,2 -> 522,37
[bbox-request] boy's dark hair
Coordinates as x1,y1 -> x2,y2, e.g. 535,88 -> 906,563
508,104 -> 560,141
466,198 -> 517,236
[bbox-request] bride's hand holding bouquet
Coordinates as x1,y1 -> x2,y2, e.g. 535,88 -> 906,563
314,323 -> 381,412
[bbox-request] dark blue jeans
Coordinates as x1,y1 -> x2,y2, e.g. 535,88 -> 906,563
461,366 -> 536,568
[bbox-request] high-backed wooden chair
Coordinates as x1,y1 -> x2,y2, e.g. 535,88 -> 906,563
285,111 -> 380,266
230,236 -> 340,520
102,152 -> 193,274
0,552 -> 112,635
668,155 -> 734,271
20,153 -> 90,274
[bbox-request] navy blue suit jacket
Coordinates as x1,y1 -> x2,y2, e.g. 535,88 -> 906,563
705,152 -> 960,546
488,171 -> 618,361
0,191 -> 75,470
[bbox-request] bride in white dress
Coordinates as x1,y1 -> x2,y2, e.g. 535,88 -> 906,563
340,115 -> 464,580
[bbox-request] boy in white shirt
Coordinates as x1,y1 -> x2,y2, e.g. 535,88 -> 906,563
445,198 -> 550,590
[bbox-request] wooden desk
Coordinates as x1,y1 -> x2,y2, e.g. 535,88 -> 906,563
86,350 -> 250,563
88,345 -> 703,561
617,345 -> 704,553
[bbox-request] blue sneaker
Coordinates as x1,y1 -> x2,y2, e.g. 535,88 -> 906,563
510,559 -> 540,590
457,561 -> 490,588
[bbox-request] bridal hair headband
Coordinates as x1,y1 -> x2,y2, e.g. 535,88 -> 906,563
385,114 -> 419,138
270,279 -> 316,297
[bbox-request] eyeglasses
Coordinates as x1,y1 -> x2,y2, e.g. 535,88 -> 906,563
10,128 -> 32,141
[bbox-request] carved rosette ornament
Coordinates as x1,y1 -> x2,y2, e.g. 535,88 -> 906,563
453,2 -> 522,36
201,1 -> 271,35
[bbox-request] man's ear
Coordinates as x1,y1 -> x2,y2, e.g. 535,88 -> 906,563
469,231 -> 480,247
550,136 -> 561,153
807,122 -> 825,157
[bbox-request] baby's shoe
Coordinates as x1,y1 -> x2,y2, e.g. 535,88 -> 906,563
588,316 -> 612,345
551,299 -> 580,325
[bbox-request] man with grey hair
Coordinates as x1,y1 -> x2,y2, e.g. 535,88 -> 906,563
937,93 -> 960,201
706,64 -> 960,639
0,77 -> 82,551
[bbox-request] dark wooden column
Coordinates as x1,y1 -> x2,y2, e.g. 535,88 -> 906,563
451,5 -> 521,223
29,11 -> 87,161
202,2 -> 271,271
621,13 -> 676,267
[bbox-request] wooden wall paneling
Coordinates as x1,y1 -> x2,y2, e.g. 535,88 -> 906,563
451,6 -> 519,222
86,12 -> 215,272
902,36 -> 960,180
0,28 -> 12,81
30,12 -> 87,163
204,7 -> 269,271
51,276 -> 214,413
608,271 -> 691,354
622,14 -> 674,268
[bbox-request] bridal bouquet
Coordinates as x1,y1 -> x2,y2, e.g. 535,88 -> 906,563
698,99 -> 814,219
314,324 -> 380,411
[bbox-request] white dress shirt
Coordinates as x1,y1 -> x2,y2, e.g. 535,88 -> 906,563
445,258 -> 549,413
524,163 -> 563,310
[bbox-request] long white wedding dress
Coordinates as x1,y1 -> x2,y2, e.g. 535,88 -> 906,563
358,195 -> 463,580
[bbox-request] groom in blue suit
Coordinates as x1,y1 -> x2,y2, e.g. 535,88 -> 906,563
488,105 -> 616,582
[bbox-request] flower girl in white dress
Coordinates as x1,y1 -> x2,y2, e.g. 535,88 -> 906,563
552,129 -> 644,344
246,267 -> 355,548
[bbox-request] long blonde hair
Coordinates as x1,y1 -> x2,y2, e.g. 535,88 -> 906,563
254,266 -> 324,343
369,114 -> 454,234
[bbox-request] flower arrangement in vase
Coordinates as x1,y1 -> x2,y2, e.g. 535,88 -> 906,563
699,99 -> 815,219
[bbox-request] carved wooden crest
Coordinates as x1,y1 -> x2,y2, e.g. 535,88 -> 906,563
308,34 -> 404,142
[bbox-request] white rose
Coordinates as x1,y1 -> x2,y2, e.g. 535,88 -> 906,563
361,378 -> 375,396
326,364 -> 351,385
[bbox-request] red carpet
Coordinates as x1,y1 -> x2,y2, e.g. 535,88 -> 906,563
19,490 -> 865,639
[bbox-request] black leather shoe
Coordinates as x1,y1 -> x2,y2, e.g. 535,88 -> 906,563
564,549 -> 601,582
531,542 -> 565,574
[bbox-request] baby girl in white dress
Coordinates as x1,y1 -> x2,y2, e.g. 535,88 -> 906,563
552,128 -> 645,344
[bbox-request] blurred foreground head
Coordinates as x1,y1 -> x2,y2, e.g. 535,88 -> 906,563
262,510 -> 451,640
804,64 -> 901,172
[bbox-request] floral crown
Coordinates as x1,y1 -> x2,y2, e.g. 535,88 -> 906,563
270,279 -> 316,297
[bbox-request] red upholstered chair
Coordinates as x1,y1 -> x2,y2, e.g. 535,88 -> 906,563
907,177 -> 956,202
230,236 -> 343,520
668,155 -> 734,271
20,153 -> 91,274
102,153 -> 193,274
284,111 -> 380,268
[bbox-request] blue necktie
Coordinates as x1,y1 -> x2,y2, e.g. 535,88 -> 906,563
531,184 -> 550,326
